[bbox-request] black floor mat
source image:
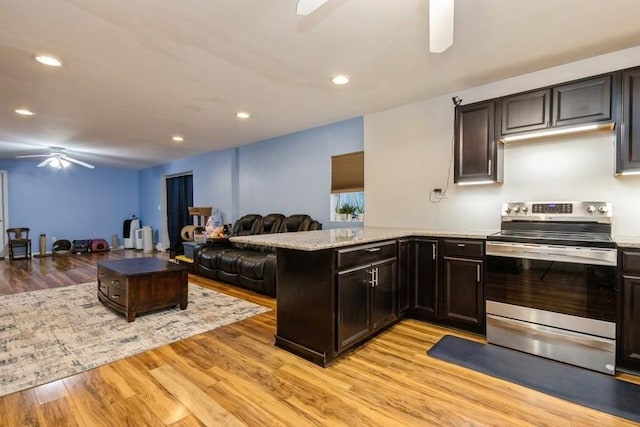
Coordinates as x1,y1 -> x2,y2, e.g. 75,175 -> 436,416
427,335 -> 640,423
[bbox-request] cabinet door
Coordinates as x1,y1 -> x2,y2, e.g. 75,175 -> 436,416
621,277 -> 640,371
499,89 -> 551,136
617,68 -> 640,173
336,267 -> 371,352
552,75 -> 612,127
371,259 -> 397,330
454,100 -> 500,184
412,239 -> 439,318
397,239 -> 412,316
443,257 -> 484,327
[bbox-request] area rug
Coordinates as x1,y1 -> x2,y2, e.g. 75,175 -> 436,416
0,282 -> 270,397
427,335 -> 640,423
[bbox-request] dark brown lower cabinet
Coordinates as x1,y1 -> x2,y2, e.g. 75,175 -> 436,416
337,258 -> 396,353
275,241 -> 397,367
621,277 -> 640,370
412,239 -> 439,319
617,249 -> 640,373
406,237 -> 485,333
397,239 -> 412,316
443,257 -> 484,327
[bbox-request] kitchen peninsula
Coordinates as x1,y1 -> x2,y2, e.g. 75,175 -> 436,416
231,226 -> 493,366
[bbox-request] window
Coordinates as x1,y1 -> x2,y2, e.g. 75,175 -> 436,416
331,151 -> 364,222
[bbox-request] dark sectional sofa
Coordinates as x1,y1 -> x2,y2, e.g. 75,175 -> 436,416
193,213 -> 321,296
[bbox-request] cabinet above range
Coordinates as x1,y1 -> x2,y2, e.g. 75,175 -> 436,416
499,74 -> 615,138
453,66 -> 640,183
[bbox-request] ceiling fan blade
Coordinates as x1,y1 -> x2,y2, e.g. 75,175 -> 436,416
62,155 -> 95,169
429,0 -> 454,53
37,157 -> 55,168
16,154 -> 50,158
296,0 -> 329,16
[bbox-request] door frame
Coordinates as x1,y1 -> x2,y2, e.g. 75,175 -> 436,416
161,171 -> 193,252
0,170 -> 8,259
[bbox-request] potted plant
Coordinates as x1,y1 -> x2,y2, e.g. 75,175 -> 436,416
354,203 -> 365,222
337,202 -> 356,221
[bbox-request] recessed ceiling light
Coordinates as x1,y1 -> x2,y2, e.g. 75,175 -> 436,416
15,109 -> 35,116
172,135 -> 184,142
236,112 -> 250,119
35,55 -> 63,67
331,75 -> 350,85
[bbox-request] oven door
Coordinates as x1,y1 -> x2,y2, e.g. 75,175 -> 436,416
485,241 -> 618,374
485,241 -> 617,322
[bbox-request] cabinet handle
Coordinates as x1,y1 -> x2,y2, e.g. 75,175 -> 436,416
369,269 -> 375,287
477,264 -> 481,282
432,245 -> 436,260
111,294 -> 120,299
457,243 -> 466,248
112,280 -> 119,285
374,267 -> 379,287
366,247 -> 381,253
488,159 -> 492,175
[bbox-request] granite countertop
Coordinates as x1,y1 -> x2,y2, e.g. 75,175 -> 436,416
230,226 -> 497,251
613,236 -> 640,248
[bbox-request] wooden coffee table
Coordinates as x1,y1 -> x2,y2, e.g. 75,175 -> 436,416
97,257 -> 188,322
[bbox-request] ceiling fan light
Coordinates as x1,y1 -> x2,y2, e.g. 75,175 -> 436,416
60,158 -> 71,168
331,75 -> 350,85
429,0 -> 454,53
35,55 -> 63,67
49,157 -> 62,169
296,0 -> 329,16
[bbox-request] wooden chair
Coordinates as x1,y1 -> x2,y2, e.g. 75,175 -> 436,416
7,227 -> 32,260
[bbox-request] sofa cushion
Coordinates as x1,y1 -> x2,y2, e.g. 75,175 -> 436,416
219,250 -> 245,273
280,214 -> 312,232
237,252 -> 273,280
231,214 -> 263,236
261,214 -> 285,234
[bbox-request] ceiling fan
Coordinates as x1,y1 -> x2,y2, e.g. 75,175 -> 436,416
16,147 -> 95,169
296,0 -> 454,53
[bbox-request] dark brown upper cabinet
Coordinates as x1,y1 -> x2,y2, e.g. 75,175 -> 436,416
454,100 -> 502,184
499,89 -> 551,136
616,67 -> 640,174
552,75 -> 613,127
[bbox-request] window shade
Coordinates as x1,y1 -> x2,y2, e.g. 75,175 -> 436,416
331,151 -> 364,193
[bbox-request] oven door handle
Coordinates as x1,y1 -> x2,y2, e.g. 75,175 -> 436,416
487,315 -> 615,353
486,242 -> 617,266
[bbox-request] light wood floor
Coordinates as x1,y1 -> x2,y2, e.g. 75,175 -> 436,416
0,250 -> 638,426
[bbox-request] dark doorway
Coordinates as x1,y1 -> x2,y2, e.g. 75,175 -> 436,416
166,174 -> 193,252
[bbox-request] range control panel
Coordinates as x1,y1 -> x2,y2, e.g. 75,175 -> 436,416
531,203 -> 573,214
501,201 -> 612,223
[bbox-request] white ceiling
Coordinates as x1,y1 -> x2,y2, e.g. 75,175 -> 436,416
1,0 -> 640,169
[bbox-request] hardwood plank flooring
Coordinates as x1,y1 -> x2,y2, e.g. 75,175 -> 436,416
0,250 -> 638,426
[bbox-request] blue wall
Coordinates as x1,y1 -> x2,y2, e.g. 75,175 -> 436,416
0,159 -> 139,252
238,118 -> 364,226
0,117 -> 364,253
138,148 -> 236,246
138,117 -> 364,246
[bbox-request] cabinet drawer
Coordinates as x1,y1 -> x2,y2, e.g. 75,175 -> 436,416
99,271 -> 126,290
336,241 -> 397,270
107,285 -> 125,307
622,250 -> 640,275
443,239 -> 484,258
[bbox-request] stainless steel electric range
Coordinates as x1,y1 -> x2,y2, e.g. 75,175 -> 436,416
485,201 -> 617,374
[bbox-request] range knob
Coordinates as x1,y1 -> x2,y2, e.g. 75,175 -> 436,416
587,205 -> 596,213
513,206 -> 521,213
598,205 -> 609,213
522,206 -> 529,213
505,206 -> 512,213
